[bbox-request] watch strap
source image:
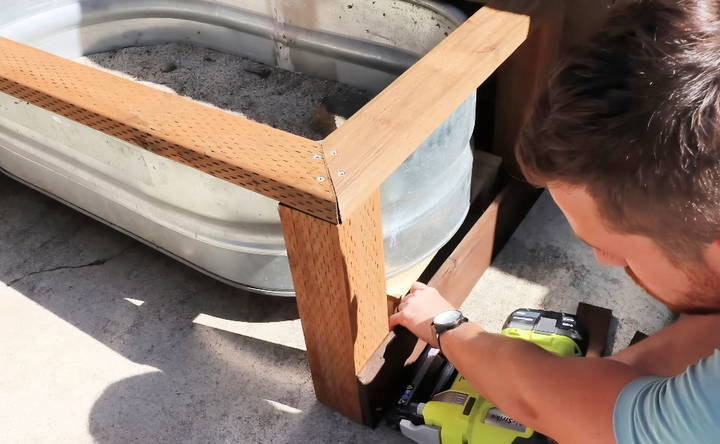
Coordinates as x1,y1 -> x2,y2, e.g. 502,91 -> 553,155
433,313 -> 468,355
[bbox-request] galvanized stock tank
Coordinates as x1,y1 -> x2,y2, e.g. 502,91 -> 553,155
0,0 -> 476,295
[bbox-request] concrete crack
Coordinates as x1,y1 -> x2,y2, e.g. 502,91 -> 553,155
7,246 -> 131,286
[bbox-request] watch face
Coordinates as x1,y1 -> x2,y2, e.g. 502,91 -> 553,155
434,310 -> 462,326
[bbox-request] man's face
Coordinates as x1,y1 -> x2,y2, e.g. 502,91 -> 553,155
548,183 -> 720,314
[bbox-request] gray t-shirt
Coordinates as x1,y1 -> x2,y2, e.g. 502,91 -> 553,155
613,349 -> 720,443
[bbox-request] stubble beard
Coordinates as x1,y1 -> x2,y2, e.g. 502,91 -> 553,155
624,266 -> 720,314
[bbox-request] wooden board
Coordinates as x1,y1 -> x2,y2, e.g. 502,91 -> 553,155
576,302 -> 614,358
357,180 -> 541,425
279,191 -> 389,423
493,1 -> 565,175
0,38 -> 338,222
323,1 -> 539,220
562,0 -> 635,46
429,180 -> 540,304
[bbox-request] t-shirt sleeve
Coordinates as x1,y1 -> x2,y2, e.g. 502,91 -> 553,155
613,349 -> 720,444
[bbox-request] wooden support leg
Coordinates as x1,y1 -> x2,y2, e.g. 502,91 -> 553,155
493,2 -> 565,176
279,191 -> 389,423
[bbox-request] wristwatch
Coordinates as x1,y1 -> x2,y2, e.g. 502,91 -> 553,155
431,309 -> 468,355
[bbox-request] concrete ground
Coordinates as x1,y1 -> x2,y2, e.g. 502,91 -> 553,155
0,173 -> 672,444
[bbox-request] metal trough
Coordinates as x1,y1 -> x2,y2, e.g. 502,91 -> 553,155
0,0 -> 475,295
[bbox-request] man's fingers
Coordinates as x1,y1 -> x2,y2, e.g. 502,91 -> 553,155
388,311 -> 403,330
411,281 -> 428,291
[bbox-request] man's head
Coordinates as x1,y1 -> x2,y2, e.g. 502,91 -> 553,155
517,0 -> 720,313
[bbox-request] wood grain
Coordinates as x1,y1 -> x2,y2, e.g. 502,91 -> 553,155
279,191 -> 388,422
562,0 -> 634,46
429,180 -> 540,303
493,1 -> 565,176
324,1 -> 538,220
357,180 -> 541,425
0,38 -> 338,222
576,302 -> 613,358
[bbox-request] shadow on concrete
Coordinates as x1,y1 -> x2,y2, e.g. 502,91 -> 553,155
0,174 -> 405,443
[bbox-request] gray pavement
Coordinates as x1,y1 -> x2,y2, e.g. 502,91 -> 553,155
0,174 -> 672,443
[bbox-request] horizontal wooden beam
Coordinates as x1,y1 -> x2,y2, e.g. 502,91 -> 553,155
0,38 -> 338,222
323,1 -> 539,220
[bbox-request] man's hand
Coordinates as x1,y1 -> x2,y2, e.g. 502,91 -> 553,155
388,282 -> 648,444
388,282 -> 455,347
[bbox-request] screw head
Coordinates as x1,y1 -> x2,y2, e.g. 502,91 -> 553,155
316,176 -> 326,182
338,170 -> 346,177
330,150 -> 337,156
312,154 -> 322,160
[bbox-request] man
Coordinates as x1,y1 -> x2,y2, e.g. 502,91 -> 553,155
390,1 -> 720,442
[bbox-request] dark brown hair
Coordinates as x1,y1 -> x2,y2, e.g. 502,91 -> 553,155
517,0 -> 720,260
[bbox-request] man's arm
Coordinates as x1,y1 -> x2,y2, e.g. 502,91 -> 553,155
441,324 -> 643,444
607,313 -> 720,377
390,284 -> 646,444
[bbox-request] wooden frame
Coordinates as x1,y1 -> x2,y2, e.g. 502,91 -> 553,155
0,0 -> 562,425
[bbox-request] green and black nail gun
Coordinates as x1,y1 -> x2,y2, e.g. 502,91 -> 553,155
388,309 -> 588,444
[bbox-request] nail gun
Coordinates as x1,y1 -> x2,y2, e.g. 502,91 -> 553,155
388,309 -> 588,444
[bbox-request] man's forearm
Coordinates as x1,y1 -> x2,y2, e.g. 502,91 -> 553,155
607,313 -> 720,377
441,322 -> 646,444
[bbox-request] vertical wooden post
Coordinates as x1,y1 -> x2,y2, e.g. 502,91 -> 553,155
563,0 -> 634,47
279,191 -> 389,423
493,2 -> 565,177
